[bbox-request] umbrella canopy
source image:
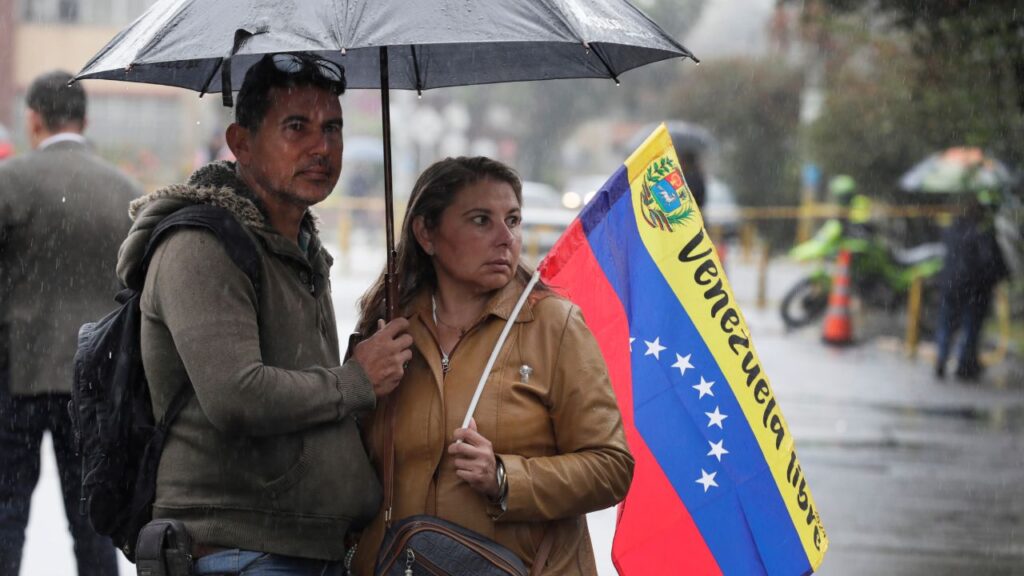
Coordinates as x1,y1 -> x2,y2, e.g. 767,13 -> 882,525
75,0 -> 695,317
899,147 -> 1014,194
76,0 -> 695,94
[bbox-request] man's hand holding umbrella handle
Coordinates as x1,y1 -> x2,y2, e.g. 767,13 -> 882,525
353,318 -> 413,398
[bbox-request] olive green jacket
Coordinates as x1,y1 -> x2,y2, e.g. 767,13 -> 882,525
117,162 -> 380,560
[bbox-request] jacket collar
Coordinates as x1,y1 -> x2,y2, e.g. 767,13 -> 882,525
132,162 -> 321,232
118,162 -> 330,287
38,132 -> 88,150
408,272 -> 539,326
131,161 -> 325,265
406,272 -> 549,402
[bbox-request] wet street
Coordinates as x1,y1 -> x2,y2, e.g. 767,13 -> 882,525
754,311 -> 1024,575
21,241 -> 1024,575
732,254 -> 1024,575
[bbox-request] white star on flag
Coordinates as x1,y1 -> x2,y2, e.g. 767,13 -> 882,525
708,439 -> 729,462
672,353 -> 694,377
629,337 -> 635,352
692,376 -> 715,399
705,406 -> 728,429
696,469 -> 718,492
644,337 -> 666,360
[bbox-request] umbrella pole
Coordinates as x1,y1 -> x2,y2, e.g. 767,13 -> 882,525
380,46 -> 398,321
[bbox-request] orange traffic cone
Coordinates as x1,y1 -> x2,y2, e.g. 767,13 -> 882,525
822,249 -> 854,345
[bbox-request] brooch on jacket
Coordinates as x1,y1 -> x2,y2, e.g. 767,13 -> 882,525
519,364 -> 533,383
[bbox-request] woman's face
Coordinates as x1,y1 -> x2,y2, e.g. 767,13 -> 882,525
416,178 -> 522,297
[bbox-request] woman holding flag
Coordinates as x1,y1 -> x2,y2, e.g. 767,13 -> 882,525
352,156 -> 634,574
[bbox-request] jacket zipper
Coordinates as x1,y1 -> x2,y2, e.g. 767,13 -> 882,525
435,320 -> 484,380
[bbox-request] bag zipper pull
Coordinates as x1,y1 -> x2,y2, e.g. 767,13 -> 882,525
405,548 -> 415,575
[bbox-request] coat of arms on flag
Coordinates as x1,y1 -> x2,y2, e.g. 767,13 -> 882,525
641,157 -> 695,232
539,124 -> 828,575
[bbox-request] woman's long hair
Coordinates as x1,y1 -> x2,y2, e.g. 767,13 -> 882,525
355,156 -> 542,338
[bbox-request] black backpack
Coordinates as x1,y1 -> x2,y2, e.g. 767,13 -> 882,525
70,204 -> 260,561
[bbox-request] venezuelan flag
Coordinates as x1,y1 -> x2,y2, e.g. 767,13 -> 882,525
539,125 -> 828,575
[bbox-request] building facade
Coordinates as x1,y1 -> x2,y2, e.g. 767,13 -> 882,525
1,0 -> 226,187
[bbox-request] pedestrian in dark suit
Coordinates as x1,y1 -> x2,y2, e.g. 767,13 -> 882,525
0,70 -> 141,575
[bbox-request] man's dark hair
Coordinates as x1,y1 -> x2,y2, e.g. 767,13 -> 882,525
26,70 -> 86,131
235,54 -> 347,132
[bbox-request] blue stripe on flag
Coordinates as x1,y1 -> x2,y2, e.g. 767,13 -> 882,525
579,169 -> 811,576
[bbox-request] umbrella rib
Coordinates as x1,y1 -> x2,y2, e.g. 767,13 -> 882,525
410,45 -> 423,96
589,44 -> 621,85
618,0 -> 699,62
535,0 -> 587,43
198,59 -> 223,99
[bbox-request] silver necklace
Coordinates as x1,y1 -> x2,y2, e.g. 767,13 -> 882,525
431,295 -> 460,375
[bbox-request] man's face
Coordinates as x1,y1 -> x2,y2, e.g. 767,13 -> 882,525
238,84 -> 343,208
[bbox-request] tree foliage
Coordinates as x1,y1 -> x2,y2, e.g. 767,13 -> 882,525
454,0 -> 706,183
668,59 -> 804,208
808,0 -> 1024,198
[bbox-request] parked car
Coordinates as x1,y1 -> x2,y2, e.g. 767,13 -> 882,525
520,180 -> 577,260
702,176 -> 740,238
560,174 -> 610,210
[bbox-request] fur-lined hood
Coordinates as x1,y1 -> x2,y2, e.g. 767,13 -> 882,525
117,161 -> 320,287
128,161 -> 268,228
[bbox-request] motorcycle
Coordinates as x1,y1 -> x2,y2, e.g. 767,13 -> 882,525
780,219 -> 945,329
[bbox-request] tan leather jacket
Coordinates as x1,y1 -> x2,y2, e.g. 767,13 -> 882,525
354,276 -> 634,574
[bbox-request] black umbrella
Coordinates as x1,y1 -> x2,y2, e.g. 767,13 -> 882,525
75,0 -> 696,316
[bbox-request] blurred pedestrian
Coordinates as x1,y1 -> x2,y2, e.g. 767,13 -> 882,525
0,124 -> 13,161
191,130 -> 234,169
680,150 -> 706,210
935,194 -> 1009,380
0,70 -> 141,575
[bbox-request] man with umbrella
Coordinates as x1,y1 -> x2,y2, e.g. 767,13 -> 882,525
117,53 -> 412,574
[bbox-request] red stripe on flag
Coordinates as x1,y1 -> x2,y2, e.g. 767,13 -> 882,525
614,436 -> 722,575
541,222 -> 721,576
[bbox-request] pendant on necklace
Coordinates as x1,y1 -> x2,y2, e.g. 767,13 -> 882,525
441,353 -> 450,375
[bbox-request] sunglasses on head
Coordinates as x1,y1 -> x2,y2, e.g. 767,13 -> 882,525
270,54 -> 345,85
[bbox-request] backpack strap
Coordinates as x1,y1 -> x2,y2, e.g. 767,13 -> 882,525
135,518 -> 193,576
129,204 -> 262,295
135,204 -> 263,426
